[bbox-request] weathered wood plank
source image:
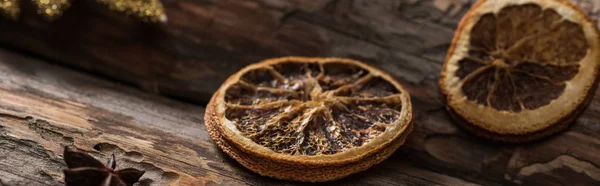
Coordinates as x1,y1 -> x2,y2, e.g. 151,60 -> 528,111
0,0 -> 463,102
1,0 -> 600,185
1,0 -> 598,102
0,49 -> 474,185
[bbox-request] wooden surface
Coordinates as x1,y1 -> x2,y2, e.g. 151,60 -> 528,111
0,49 -> 475,185
0,0 -> 600,185
1,0 -> 599,102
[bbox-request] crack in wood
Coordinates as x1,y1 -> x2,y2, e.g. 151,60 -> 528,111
0,127 -> 64,185
0,110 -> 181,185
27,118 -> 75,146
516,155 -> 600,183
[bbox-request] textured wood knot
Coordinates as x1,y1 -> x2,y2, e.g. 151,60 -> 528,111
27,118 -> 75,145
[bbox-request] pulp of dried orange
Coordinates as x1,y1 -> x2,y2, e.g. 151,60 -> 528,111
205,57 -> 413,182
440,0 -> 600,142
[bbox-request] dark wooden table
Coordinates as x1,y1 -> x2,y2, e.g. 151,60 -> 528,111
1,0 -> 600,185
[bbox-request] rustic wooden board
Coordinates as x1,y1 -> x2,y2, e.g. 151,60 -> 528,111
1,0 -> 600,185
0,49 -> 477,185
1,0 -> 599,102
0,0 -> 492,102
1,49 -> 600,186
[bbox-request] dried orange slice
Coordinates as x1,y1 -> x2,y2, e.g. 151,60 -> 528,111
205,57 -> 413,182
440,0 -> 600,142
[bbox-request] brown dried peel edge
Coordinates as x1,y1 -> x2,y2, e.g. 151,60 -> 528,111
205,94 -> 413,182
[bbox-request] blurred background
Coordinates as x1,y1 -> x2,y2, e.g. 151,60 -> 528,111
0,0 -> 598,104
0,0 -> 481,104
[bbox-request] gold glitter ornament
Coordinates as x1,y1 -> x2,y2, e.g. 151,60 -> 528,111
32,0 -> 70,20
0,0 -> 19,19
0,0 -> 166,23
98,0 -> 167,23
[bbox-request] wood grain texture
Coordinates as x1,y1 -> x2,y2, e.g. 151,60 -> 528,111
1,0 -> 597,102
0,0 -> 597,102
0,0 -> 599,185
0,49 -> 475,185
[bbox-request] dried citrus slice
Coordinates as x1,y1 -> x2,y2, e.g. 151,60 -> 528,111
440,0 -> 600,142
205,57 -> 412,182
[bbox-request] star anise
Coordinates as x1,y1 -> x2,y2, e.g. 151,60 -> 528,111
63,147 -> 145,186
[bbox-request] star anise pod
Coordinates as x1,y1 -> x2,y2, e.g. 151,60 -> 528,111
63,147 -> 145,186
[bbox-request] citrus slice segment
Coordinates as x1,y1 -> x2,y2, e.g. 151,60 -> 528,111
205,57 -> 413,182
440,0 -> 600,142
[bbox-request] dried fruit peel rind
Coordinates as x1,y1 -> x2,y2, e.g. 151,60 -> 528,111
439,0 -> 600,142
205,57 -> 413,181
